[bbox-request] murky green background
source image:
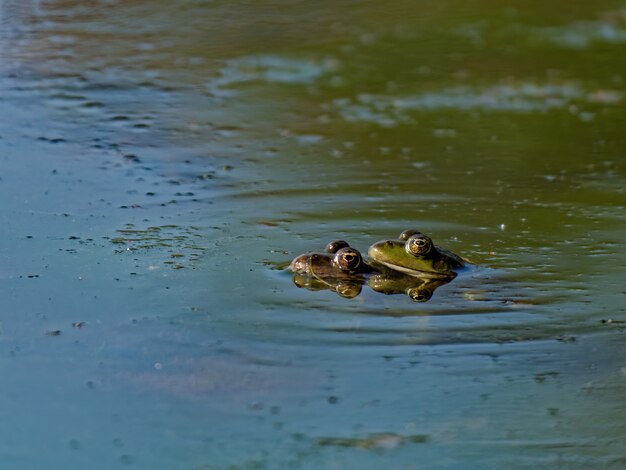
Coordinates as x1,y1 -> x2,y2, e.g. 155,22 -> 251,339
1,1 -> 625,468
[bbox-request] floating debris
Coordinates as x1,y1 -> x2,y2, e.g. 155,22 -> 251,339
318,433 -> 429,450
335,81 -> 624,126
110,224 -> 207,269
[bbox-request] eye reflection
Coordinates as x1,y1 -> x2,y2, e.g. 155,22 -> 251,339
335,282 -> 362,298
407,287 -> 432,302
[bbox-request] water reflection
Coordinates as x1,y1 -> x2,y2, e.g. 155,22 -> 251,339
293,268 -> 452,303
369,271 -> 451,302
292,271 -> 364,299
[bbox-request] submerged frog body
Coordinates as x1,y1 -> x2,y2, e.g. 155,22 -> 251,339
368,229 -> 465,279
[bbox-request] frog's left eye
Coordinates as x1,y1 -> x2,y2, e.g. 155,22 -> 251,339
326,240 -> 350,254
405,234 -> 432,256
334,247 -> 362,271
399,229 -> 423,241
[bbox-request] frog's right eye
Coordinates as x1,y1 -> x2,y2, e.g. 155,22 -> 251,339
334,247 -> 362,271
405,234 -> 432,256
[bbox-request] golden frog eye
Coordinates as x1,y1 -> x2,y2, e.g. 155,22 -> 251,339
399,229 -> 423,241
405,234 -> 433,256
334,247 -> 362,271
325,240 -> 350,253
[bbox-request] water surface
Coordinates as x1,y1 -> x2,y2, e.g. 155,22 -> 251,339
1,1 -> 625,468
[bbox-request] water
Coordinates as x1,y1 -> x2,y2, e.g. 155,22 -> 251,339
1,1 -> 625,468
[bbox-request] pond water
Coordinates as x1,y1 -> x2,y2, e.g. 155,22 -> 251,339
1,1 -> 625,468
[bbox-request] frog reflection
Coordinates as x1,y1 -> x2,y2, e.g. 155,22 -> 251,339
291,272 -> 363,299
368,269 -> 452,302
290,260 -> 451,302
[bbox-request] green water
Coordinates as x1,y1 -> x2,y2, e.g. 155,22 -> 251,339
1,1 -> 625,468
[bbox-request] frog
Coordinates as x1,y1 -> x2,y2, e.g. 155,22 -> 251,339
289,240 -> 372,298
367,229 -> 465,279
289,240 -> 373,278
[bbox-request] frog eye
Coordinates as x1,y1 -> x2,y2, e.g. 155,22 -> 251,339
325,240 -> 350,253
399,229 -> 423,241
334,247 -> 362,271
405,234 -> 432,256
289,254 -> 311,274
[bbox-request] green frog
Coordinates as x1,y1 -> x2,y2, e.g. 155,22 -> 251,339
368,229 -> 465,279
